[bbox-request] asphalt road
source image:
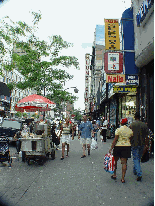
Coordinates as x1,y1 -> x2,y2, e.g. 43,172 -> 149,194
0,136 -> 154,206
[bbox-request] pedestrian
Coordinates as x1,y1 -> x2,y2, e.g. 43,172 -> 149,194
92,120 -> 98,141
101,120 -> 107,142
109,118 -> 133,183
78,115 -> 94,158
51,124 -> 60,150
59,118 -> 74,160
129,112 -> 149,181
14,130 -> 22,154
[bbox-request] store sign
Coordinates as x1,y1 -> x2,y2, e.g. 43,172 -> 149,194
106,74 -> 125,83
104,19 -> 120,50
104,52 -> 123,73
136,0 -> 153,27
126,75 -> 139,85
113,86 -> 137,93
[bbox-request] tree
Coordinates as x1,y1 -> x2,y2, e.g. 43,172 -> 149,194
0,11 -> 79,105
73,108 -> 83,121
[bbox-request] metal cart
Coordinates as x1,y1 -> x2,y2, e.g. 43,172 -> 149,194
20,121 -> 55,165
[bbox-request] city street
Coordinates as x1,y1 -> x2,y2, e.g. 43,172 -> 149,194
0,136 -> 154,206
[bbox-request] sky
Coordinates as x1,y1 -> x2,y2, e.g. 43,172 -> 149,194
0,0 -> 132,111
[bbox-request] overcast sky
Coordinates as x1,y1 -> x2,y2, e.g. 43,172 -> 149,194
0,0 -> 132,110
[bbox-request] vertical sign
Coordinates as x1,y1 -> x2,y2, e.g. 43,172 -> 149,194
85,54 -> 90,113
104,19 -> 120,50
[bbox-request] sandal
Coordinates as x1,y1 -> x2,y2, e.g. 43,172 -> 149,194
60,157 -> 64,160
121,179 -> 125,183
111,175 -> 117,180
81,155 -> 86,158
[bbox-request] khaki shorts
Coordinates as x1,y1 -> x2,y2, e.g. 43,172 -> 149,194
80,138 -> 92,145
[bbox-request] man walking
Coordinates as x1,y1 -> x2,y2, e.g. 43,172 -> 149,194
78,115 -> 94,158
130,112 -> 149,181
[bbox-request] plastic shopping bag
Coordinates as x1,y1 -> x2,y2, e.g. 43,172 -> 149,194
104,153 -> 115,174
91,138 -> 98,150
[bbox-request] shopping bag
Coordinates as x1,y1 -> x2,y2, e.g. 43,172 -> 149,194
104,153 -> 115,174
91,138 -> 98,150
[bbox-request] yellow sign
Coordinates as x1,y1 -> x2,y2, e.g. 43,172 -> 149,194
113,86 -> 137,93
104,19 -> 120,50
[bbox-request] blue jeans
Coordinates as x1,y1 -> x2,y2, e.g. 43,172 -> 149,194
132,146 -> 144,177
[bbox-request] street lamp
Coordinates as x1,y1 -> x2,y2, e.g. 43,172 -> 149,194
65,87 -> 79,93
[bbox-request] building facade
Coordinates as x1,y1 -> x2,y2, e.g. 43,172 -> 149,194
132,0 -> 154,131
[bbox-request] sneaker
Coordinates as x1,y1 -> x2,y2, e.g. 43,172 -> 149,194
137,176 -> 142,181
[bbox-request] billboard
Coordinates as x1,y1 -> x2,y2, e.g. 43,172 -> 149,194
104,19 -> 120,50
104,52 -> 123,74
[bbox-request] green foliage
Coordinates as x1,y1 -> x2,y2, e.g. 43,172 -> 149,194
73,109 -> 82,121
0,11 -> 79,106
6,82 -> 15,91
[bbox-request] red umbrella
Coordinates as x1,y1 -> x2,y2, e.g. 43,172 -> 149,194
15,94 -> 56,112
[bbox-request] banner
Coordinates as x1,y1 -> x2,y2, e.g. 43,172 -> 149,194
104,19 -> 120,50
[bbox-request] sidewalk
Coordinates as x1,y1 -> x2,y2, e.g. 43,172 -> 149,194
0,136 -> 154,206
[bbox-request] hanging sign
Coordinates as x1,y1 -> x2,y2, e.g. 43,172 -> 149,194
104,19 -> 120,50
104,52 -> 123,73
126,75 -> 139,85
106,74 -> 125,83
113,86 -> 137,93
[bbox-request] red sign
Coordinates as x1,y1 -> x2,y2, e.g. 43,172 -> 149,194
106,74 -> 125,83
104,52 -> 123,74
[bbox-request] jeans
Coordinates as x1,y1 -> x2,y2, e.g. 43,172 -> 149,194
132,145 -> 144,177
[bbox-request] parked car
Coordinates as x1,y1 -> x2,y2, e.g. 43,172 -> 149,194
0,119 -> 23,144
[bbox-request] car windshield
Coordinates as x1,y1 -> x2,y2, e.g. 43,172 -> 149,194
2,120 -> 21,130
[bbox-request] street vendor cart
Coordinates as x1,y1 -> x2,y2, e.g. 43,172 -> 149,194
20,120 -> 55,165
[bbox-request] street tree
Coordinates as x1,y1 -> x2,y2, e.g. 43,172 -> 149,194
0,11 -> 79,105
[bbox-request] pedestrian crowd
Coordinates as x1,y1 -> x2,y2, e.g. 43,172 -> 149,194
13,113 -> 153,184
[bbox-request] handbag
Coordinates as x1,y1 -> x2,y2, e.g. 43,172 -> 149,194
104,153 -> 115,174
141,150 -> 149,163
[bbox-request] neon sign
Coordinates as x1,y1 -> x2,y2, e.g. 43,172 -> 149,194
136,0 -> 154,27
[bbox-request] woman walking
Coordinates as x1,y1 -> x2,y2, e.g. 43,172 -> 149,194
59,118 -> 74,160
109,118 -> 133,183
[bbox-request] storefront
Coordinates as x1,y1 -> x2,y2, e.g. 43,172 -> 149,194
138,60 -> 154,131
119,93 -> 136,122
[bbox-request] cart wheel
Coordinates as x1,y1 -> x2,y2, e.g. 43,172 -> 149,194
51,149 -> 55,160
